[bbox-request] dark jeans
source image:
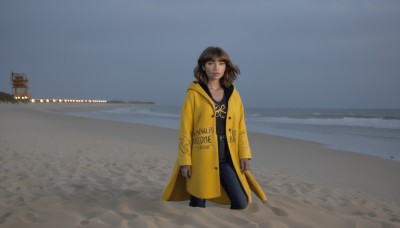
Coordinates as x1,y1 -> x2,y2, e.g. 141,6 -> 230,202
189,136 -> 248,210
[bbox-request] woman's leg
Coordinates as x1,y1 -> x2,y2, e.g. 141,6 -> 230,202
219,161 -> 248,209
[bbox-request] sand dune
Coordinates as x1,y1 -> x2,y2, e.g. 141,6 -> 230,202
0,103 -> 399,227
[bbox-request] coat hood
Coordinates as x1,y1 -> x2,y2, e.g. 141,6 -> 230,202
187,81 -> 235,103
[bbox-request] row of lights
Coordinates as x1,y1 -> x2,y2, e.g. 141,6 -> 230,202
30,99 -> 107,103
14,96 -> 29,100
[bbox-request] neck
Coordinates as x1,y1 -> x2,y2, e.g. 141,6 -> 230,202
207,80 -> 222,90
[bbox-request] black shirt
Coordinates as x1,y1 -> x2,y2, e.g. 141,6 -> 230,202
212,94 -> 227,136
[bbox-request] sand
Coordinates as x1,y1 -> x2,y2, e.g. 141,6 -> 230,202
0,103 -> 399,228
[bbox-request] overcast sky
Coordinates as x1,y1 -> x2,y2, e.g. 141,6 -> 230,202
1,0 -> 399,108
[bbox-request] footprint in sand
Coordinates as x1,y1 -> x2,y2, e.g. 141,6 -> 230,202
0,212 -> 13,225
266,204 -> 288,217
351,211 -> 368,217
367,211 -> 377,217
19,212 -> 44,223
80,219 -> 90,225
121,189 -> 142,197
390,217 -> 400,223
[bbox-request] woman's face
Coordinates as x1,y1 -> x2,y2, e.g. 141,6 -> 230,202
203,58 -> 226,81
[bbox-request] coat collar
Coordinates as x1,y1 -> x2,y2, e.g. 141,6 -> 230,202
188,81 -> 235,103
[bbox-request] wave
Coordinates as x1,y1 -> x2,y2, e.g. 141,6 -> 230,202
248,108 -> 400,120
70,106 -> 400,161
248,117 -> 400,129
91,107 -> 400,130
102,107 -> 180,119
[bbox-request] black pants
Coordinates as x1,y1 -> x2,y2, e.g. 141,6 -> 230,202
189,136 -> 248,210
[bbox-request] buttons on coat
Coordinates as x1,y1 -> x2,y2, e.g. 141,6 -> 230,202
228,116 -> 232,119
211,114 -> 215,118
214,167 -> 218,170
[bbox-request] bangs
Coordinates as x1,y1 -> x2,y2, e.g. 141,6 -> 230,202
201,47 -> 230,63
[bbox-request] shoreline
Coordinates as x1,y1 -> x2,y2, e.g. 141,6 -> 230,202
1,103 -> 399,227
66,103 -> 400,162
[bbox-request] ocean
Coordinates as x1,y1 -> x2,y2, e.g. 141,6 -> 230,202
71,105 -> 400,162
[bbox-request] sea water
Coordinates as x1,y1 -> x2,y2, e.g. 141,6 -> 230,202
71,105 -> 400,161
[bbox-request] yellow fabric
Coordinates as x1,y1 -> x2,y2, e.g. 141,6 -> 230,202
160,82 -> 267,204
245,172 -> 267,202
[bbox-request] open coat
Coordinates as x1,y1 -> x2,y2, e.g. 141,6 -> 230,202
161,82 -> 267,204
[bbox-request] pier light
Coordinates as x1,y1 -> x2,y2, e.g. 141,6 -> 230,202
28,98 -> 107,104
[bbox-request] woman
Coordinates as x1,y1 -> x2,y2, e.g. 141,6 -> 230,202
161,46 -> 267,209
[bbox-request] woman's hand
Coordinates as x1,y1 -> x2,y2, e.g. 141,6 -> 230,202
180,165 -> 192,178
240,159 -> 250,173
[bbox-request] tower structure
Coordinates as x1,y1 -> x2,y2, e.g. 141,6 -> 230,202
10,72 -> 30,101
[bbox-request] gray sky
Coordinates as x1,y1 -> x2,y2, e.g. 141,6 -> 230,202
1,0 -> 399,108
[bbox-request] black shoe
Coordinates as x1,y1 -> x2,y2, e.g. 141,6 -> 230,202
189,195 -> 206,208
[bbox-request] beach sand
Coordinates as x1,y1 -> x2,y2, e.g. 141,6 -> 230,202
1,103 -> 399,228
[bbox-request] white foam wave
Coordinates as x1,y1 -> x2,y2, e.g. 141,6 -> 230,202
249,117 -> 400,129
103,107 -> 180,119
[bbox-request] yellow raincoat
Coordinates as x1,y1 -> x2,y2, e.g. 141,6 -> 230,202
161,81 -> 267,204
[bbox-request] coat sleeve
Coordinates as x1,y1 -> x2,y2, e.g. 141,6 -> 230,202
238,98 -> 252,159
178,90 -> 194,166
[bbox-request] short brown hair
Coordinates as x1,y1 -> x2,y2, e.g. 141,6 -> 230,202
193,46 -> 240,88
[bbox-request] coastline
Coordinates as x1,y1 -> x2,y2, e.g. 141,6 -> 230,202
68,104 -> 400,162
1,103 -> 399,227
